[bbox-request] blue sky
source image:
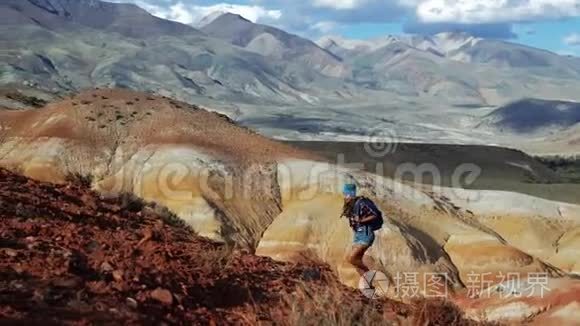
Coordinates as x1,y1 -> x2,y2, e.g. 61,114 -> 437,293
112,0 -> 580,55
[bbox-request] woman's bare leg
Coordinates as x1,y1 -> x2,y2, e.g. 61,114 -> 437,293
348,244 -> 370,275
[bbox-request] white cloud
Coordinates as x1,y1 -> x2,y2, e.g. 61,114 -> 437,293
188,3 -> 282,24
165,3 -> 195,24
312,0 -> 366,10
415,0 -> 580,24
564,33 -> 580,46
108,0 -> 580,42
111,1 -> 282,25
312,21 -> 339,33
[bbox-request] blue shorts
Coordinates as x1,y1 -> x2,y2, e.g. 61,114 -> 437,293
353,226 -> 375,247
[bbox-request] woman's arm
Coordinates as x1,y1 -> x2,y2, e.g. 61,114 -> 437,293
359,214 -> 377,224
356,198 -> 380,224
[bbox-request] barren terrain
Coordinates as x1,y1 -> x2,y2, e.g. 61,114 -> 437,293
0,168 -> 475,325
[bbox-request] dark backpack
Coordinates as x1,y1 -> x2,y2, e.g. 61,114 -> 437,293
354,197 -> 384,231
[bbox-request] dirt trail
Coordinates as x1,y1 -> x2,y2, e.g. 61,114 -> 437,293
0,169 -> 480,325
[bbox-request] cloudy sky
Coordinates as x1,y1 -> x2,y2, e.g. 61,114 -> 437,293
111,0 -> 580,54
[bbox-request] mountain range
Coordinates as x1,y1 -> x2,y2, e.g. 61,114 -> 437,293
0,0 -> 346,106
1,0 -> 580,152
318,33 -> 580,70
201,13 -> 348,79
1,0 -> 198,38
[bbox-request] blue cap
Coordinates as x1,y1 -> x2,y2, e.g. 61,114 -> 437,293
342,183 -> 357,197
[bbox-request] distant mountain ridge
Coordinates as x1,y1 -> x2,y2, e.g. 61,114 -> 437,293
0,0 -> 352,106
1,0 -> 198,38
319,33 -> 580,72
194,10 -> 226,27
202,13 -> 348,78
318,32 -> 483,61
316,31 -> 580,107
3,0 -> 580,146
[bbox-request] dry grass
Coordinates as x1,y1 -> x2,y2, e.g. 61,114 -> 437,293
277,284 -> 392,326
5,92 -> 47,108
195,243 -> 236,274
148,202 -> 195,233
117,192 -> 147,212
108,192 -> 194,232
413,300 -> 481,326
65,172 -> 94,188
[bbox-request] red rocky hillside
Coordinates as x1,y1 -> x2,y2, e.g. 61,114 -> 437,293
0,168 -> 479,325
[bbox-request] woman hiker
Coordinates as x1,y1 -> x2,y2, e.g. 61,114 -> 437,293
341,183 -> 384,287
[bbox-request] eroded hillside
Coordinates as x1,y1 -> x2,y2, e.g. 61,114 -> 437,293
0,89 -> 315,248
2,168 -> 480,325
1,90 -> 580,324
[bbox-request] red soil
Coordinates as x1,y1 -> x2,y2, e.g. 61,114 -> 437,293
0,89 -> 317,162
0,169 -> 478,325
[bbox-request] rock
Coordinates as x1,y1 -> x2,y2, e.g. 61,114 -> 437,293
112,270 -> 123,282
100,262 -> 113,272
150,288 -> 173,305
126,297 -> 138,309
112,282 -> 126,292
3,248 -> 18,257
52,278 -> 80,288
85,240 -> 100,253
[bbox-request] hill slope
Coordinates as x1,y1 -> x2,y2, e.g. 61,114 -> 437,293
2,0 -> 580,154
1,91 -> 580,324
202,13 -> 348,79
3,0 -> 580,112
318,32 -> 580,107
0,0 -> 198,39
286,141 -> 580,204
0,0 -> 346,106
480,98 -> 580,133
2,167 -> 447,324
0,89 -> 316,249
320,32 -> 580,74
